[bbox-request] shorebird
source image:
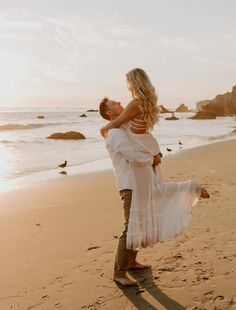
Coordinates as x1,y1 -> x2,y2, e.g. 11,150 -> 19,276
179,140 -> 183,145
167,147 -> 173,152
58,160 -> 67,168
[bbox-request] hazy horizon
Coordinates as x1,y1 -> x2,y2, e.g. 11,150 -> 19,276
0,0 -> 235,109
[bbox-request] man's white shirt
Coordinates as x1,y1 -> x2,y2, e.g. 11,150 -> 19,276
106,127 -> 153,191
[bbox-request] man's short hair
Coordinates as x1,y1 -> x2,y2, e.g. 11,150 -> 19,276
99,97 -> 110,120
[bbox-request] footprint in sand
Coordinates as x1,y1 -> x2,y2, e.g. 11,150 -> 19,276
195,268 -> 214,283
41,295 -> 49,299
60,282 -> 73,288
214,295 -> 224,302
157,267 -> 175,273
202,290 -> 214,302
229,296 -> 236,305
49,276 -> 64,285
72,264 -> 83,270
87,245 -> 101,251
27,301 -> 45,310
194,261 -> 202,265
173,253 -> 183,259
57,282 -> 73,293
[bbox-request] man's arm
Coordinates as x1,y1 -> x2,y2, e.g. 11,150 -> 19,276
100,100 -> 139,137
106,129 -> 154,166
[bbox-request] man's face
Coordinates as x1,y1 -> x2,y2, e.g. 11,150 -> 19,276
106,100 -> 124,118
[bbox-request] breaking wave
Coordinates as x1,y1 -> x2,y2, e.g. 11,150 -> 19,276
0,121 -> 80,131
0,124 -> 44,131
204,128 -> 236,141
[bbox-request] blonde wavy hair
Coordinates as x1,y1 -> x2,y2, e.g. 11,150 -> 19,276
126,68 -> 159,130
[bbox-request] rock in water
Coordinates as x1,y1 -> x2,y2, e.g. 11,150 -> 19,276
86,109 -> 98,112
159,105 -> 171,113
165,113 -> 179,120
47,131 -> 86,140
196,85 -> 236,116
191,111 -> 216,119
176,103 -> 189,112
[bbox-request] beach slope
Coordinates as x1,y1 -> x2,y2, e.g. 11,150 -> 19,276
0,139 -> 236,310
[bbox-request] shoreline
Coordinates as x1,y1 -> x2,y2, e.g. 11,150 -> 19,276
0,138 -> 235,309
0,108 -> 235,188
1,135 -> 236,194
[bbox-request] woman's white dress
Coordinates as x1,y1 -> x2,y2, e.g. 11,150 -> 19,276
125,123 -> 202,250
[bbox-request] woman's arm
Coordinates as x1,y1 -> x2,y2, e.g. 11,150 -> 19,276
100,100 -> 139,137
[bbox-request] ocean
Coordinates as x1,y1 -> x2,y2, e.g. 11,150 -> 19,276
0,107 -> 235,185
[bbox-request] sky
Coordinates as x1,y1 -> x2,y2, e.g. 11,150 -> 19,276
0,0 -> 235,109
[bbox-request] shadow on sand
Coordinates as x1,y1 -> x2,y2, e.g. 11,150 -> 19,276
115,268 -> 186,310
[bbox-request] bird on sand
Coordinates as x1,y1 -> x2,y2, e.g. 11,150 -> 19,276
167,147 -> 173,152
179,140 -> 183,145
58,160 -> 67,168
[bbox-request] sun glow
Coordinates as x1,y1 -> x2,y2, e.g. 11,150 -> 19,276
0,51 -> 31,106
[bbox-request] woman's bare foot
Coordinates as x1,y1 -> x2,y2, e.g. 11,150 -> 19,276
128,261 -> 151,270
113,275 -> 138,286
200,187 -> 210,199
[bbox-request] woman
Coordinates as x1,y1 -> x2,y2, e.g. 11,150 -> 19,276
100,68 -> 210,250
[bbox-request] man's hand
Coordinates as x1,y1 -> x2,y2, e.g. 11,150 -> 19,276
153,154 -> 161,166
100,126 -> 108,138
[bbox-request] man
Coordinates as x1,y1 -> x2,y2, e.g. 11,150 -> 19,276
99,97 -> 162,286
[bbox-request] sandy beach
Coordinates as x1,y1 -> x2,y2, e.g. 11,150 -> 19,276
0,138 -> 236,310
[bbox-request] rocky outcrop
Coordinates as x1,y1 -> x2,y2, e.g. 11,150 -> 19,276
165,113 -> 179,120
191,111 -> 216,119
159,105 -> 171,113
196,100 -> 211,112
196,85 -> 236,116
176,103 -> 189,112
47,131 -> 86,140
80,113 -> 87,117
